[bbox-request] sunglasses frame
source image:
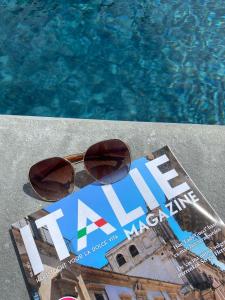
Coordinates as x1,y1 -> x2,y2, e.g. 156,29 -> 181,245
28,139 -> 132,202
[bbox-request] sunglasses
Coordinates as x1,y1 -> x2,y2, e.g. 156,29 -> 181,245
29,139 -> 131,202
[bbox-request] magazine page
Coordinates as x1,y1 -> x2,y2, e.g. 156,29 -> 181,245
11,146 -> 225,300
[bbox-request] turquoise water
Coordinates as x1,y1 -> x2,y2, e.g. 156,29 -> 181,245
0,0 -> 224,124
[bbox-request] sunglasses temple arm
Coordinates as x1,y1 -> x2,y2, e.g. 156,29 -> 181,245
64,153 -> 84,163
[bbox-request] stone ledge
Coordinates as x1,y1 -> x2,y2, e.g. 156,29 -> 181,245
0,115 -> 224,299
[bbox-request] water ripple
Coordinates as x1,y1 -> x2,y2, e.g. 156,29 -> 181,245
0,0 -> 224,124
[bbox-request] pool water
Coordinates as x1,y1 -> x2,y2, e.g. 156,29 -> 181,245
0,0 -> 224,124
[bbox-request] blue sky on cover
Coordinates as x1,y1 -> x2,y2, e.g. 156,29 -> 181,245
45,157 -> 225,270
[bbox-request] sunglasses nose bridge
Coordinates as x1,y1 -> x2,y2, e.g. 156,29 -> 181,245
64,153 -> 85,164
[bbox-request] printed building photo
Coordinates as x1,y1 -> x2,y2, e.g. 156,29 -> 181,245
11,207 -> 225,300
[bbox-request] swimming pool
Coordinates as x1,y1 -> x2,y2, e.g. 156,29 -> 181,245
0,1 -> 224,124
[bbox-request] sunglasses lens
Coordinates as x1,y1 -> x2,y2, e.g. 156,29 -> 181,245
29,157 -> 74,201
84,139 -> 130,184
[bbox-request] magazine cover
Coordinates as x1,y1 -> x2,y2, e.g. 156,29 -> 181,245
11,146 -> 225,300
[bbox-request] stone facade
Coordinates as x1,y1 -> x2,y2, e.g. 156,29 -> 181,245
102,213 -> 225,300
103,228 -> 185,285
12,225 -> 184,300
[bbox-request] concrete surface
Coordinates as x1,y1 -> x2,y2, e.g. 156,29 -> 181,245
0,115 -> 224,299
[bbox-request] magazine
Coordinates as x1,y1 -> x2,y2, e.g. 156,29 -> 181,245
11,146 -> 225,300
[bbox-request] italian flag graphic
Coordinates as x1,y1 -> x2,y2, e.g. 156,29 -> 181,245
77,199 -> 116,251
